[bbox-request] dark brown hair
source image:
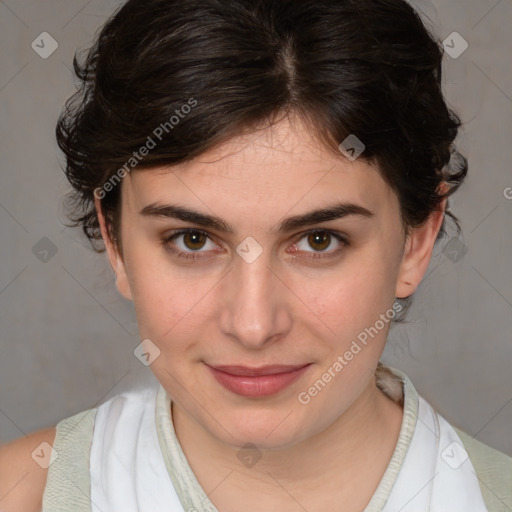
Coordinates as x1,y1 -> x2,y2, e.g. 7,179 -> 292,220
56,0 -> 468,322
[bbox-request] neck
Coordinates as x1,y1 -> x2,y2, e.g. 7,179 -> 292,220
172,376 -> 404,506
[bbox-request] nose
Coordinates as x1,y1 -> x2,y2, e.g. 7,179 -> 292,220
218,248 -> 293,350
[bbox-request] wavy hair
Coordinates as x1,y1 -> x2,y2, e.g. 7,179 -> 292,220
56,0 -> 468,325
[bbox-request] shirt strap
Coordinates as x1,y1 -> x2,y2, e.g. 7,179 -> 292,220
41,407 -> 96,512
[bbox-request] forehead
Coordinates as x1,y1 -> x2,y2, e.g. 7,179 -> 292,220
123,116 -> 397,220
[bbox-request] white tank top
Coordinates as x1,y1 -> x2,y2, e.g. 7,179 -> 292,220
87,369 -> 489,511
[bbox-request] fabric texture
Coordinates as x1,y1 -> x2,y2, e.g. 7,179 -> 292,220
453,427 -> 512,511
41,365 -> 512,511
41,408 -> 96,512
88,384 -> 184,512
154,366 -> 490,511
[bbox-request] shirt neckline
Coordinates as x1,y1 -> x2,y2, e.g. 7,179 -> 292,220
155,364 -> 419,512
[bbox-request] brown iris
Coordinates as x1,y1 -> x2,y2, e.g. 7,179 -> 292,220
307,231 -> 331,251
183,231 -> 208,250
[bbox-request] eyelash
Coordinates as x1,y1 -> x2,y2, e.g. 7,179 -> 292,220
160,228 -> 349,262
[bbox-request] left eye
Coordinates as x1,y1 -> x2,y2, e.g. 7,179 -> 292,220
292,230 -> 347,255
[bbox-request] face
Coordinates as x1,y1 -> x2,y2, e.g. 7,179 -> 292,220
98,115 -> 444,450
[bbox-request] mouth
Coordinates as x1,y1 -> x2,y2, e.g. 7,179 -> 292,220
205,363 -> 312,397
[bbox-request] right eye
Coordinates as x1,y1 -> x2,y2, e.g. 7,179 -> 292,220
161,229 -> 221,260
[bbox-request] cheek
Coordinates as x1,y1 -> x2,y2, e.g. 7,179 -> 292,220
124,244 -> 221,345
132,275 -> 208,342
296,252 -> 399,338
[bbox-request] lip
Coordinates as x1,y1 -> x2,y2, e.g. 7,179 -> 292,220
206,363 -> 312,397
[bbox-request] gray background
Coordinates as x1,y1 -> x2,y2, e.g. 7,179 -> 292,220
0,0 -> 511,456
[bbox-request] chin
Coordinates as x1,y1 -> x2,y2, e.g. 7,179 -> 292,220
209,404 -> 311,451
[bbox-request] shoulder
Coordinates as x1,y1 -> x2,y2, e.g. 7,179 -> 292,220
0,386 -> 158,512
0,426 -> 56,512
0,406 -> 98,512
454,426 -> 512,510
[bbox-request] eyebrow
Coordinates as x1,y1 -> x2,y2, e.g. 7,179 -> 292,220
139,202 -> 375,234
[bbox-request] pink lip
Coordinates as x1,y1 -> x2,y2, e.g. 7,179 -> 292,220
206,363 -> 312,397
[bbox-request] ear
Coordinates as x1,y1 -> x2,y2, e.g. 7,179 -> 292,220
94,196 -> 133,301
395,182 -> 449,299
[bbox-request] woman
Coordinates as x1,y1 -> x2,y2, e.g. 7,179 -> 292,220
0,0 -> 510,510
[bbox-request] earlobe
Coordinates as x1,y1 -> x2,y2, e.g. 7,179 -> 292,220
395,187 -> 448,299
93,196 -> 133,301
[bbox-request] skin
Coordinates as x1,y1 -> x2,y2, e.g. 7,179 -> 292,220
0,426 -> 56,512
95,114 -> 447,511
